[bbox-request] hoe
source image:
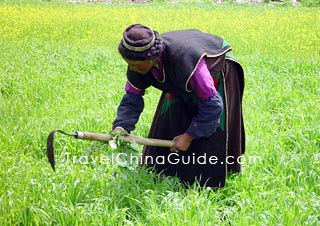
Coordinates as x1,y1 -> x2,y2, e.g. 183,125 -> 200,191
46,129 -> 174,171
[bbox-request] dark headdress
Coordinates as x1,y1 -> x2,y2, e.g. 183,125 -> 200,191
118,24 -> 163,61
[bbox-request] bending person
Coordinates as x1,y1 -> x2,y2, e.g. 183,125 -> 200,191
112,24 -> 245,188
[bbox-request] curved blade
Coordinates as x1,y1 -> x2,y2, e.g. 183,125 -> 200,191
46,130 -> 76,171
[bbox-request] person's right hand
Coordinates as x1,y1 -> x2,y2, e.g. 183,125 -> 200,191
170,133 -> 194,152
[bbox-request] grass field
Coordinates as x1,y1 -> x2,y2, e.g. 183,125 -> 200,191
0,1 -> 319,225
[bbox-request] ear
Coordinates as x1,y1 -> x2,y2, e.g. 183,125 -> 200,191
149,57 -> 157,65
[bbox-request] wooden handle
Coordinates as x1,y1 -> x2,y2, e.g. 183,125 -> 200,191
76,131 -> 111,141
75,131 -> 174,147
123,134 -> 174,147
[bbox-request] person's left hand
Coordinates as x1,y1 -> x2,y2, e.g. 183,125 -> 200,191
170,133 -> 194,152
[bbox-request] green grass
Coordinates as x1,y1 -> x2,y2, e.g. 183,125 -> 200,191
0,1 -> 319,225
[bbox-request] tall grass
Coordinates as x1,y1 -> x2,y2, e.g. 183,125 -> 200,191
0,1 -> 319,225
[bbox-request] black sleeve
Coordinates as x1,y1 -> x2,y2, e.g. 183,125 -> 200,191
112,92 -> 144,133
126,67 -> 151,91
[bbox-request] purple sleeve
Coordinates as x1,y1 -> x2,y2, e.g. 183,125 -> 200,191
188,58 -> 217,100
125,81 -> 145,96
186,58 -> 223,139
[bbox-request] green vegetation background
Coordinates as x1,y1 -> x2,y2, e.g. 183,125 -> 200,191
0,1 -> 319,225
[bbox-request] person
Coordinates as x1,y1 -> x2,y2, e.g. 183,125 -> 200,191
112,24 -> 245,188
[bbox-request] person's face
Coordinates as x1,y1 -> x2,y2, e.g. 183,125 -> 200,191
124,58 -> 153,75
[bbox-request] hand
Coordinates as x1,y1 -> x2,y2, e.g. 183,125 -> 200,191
111,126 -> 128,136
113,126 -> 126,133
170,133 -> 194,152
